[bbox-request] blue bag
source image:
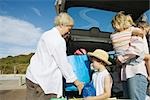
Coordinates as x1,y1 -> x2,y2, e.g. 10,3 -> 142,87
65,55 -> 91,91
82,81 -> 96,97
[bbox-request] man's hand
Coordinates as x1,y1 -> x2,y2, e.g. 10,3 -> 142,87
77,82 -> 84,95
74,80 -> 84,95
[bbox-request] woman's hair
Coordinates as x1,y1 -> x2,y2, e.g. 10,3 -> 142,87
112,11 -> 135,32
54,12 -> 74,26
112,11 -> 125,31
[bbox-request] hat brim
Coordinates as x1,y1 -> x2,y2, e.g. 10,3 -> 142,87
88,52 -> 112,65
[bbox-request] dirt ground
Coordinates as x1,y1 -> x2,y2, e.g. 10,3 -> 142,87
0,79 -> 26,100
0,89 -> 26,100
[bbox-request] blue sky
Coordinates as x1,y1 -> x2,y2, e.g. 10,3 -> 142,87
0,0 -> 56,58
0,0 -> 150,58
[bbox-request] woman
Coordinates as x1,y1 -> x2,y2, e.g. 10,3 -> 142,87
111,11 -> 148,100
26,12 -> 83,100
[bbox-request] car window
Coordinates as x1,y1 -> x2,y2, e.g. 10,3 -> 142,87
144,9 -> 150,23
67,7 -> 116,32
67,7 -> 150,33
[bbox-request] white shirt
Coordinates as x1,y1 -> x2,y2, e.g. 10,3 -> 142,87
26,27 -> 77,97
121,61 -> 148,80
92,69 -> 112,96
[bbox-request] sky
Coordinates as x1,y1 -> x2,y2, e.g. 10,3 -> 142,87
0,0 -> 150,58
0,0 -> 57,58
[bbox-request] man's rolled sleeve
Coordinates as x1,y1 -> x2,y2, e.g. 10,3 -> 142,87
52,44 -> 77,83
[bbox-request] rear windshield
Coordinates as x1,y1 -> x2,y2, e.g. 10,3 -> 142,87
68,7 -> 150,32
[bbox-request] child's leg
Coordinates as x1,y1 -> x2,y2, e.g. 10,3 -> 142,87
144,54 -> 150,81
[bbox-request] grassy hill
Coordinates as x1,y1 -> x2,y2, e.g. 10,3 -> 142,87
0,53 -> 34,74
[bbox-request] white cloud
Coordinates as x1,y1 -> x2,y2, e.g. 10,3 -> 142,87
0,16 -> 43,58
31,7 -> 42,16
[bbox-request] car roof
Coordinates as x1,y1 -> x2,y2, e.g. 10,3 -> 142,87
55,0 -> 149,21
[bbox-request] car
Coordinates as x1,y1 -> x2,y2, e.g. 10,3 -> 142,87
55,0 -> 149,55
55,0 -> 150,99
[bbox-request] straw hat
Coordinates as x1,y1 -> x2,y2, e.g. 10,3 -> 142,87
88,49 -> 112,65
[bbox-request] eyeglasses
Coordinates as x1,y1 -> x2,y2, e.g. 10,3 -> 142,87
64,25 -> 73,29
66,25 -> 73,27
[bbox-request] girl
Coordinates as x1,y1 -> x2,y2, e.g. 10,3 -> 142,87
84,49 -> 113,100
